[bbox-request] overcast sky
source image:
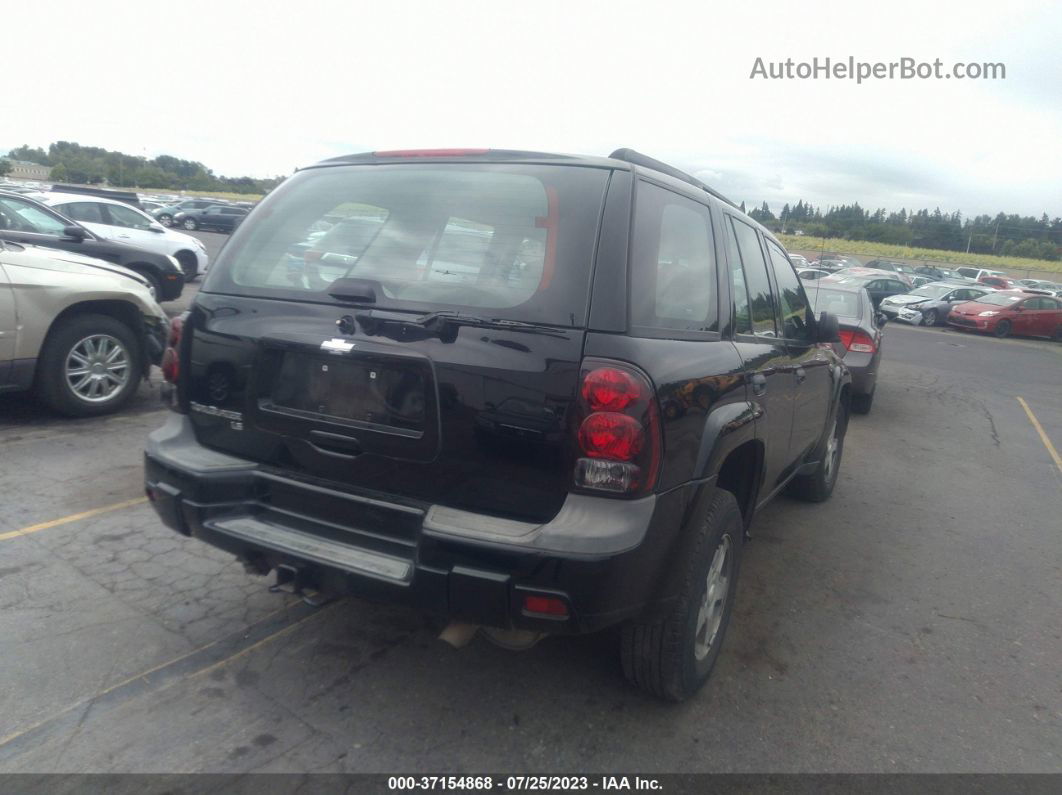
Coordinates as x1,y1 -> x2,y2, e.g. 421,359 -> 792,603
4,0 -> 1059,218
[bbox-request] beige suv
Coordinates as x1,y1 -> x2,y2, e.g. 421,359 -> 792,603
0,239 -> 168,416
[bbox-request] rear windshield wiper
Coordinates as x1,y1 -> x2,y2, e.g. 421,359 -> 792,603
355,309 -> 571,340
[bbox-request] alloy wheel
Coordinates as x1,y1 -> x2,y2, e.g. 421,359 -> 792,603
693,534 -> 733,661
64,334 -> 130,403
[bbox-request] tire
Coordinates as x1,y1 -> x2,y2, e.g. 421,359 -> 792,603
158,214 -> 173,227
921,309 -> 938,326
994,319 -> 1011,338
852,387 -> 874,415
36,314 -> 143,417
786,397 -> 848,502
182,218 -> 199,231
621,488 -> 743,702
133,269 -> 163,302
174,250 -> 198,281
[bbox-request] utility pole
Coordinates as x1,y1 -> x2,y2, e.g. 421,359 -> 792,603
966,233 -> 972,254
992,219 -> 1000,253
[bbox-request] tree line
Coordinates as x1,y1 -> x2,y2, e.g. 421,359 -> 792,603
744,200 -> 1060,261
3,141 -> 285,196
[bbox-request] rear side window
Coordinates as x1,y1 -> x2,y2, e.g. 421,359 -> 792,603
629,182 -> 717,333
59,202 -> 105,223
206,163 -> 610,327
728,217 -> 776,336
765,241 -> 813,340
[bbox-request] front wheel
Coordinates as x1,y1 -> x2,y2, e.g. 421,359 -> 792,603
621,488 -> 743,701
37,314 -> 144,417
182,218 -> 199,231
787,397 -> 848,502
921,309 -> 938,326
158,214 -> 173,227
994,319 -> 1011,338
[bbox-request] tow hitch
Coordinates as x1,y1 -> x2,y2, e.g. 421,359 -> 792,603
268,564 -> 333,607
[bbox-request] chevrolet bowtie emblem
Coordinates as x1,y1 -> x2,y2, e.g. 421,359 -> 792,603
321,338 -> 356,353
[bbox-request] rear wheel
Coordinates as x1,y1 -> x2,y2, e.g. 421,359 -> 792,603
852,386 -> 875,415
37,314 -> 143,417
621,488 -> 743,701
182,217 -> 199,231
921,308 -> 938,326
994,319 -> 1012,338
787,398 -> 848,502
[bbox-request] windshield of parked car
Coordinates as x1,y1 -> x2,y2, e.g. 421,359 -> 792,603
909,285 -> 954,299
206,163 -> 611,326
807,287 -> 862,318
976,292 -> 1023,306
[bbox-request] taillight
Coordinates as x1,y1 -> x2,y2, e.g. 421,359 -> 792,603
838,329 -> 876,353
161,312 -> 186,384
573,361 -> 662,496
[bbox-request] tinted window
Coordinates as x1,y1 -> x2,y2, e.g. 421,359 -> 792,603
0,197 -> 69,235
630,182 -> 716,332
207,163 -> 609,326
59,201 -> 106,223
766,241 -> 812,340
724,220 -> 751,334
106,203 -> 153,230
729,217 -> 776,336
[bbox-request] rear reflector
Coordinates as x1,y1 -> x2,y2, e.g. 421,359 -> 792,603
522,595 -> 569,617
373,149 -> 490,157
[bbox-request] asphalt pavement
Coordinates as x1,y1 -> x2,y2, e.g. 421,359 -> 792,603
1,246 -> 1060,773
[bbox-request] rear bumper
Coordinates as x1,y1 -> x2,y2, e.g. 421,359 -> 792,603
144,414 -> 689,634
842,350 -> 878,396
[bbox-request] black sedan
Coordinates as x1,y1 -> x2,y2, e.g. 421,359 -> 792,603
0,190 -> 184,301
807,283 -> 884,414
174,205 -> 248,233
819,272 -> 909,309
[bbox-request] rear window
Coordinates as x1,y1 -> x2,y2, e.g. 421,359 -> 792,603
808,287 -> 862,318
205,163 -> 611,327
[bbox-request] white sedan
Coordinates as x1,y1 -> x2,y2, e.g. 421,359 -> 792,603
29,192 -> 209,281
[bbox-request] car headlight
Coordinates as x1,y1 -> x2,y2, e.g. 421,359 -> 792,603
978,310 -> 999,317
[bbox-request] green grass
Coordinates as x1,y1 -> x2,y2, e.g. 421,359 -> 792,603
779,234 -> 1062,275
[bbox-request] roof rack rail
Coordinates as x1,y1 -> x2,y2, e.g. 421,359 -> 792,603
608,148 -> 738,209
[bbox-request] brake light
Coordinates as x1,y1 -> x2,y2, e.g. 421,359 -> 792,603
522,595 -> 569,617
838,329 -> 876,353
573,361 -> 661,496
372,148 -> 490,157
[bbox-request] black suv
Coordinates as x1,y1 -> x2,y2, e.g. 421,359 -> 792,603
173,205 -> 248,233
144,149 -> 850,700
0,191 -> 185,301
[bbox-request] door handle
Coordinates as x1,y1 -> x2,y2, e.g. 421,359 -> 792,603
749,373 -> 767,396
795,367 -> 807,385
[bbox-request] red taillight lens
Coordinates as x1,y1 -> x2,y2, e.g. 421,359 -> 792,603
581,367 -> 641,412
573,360 -> 661,497
838,328 -> 875,353
522,595 -> 569,617
161,314 -> 184,384
578,413 -> 644,460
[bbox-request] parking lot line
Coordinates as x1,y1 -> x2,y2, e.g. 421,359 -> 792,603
0,599 -> 331,757
1016,396 -> 1062,477
0,497 -> 147,542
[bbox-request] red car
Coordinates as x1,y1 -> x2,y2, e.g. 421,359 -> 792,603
947,291 -> 1062,339
978,275 -> 1019,290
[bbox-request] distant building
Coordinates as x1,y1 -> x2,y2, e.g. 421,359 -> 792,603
2,160 -> 52,180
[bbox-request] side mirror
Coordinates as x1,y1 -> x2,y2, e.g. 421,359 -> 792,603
815,311 -> 841,343
63,225 -> 87,240
148,224 -> 166,233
